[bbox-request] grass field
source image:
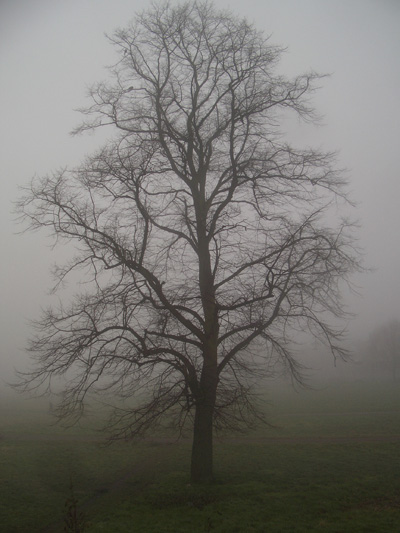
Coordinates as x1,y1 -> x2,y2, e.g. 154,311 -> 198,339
1,381 -> 400,532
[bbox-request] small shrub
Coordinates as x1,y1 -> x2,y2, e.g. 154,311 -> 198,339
64,479 -> 87,532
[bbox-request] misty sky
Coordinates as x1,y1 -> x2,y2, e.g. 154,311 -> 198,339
1,0 -> 399,382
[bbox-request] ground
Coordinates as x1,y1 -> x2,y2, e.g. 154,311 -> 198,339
1,381 -> 400,532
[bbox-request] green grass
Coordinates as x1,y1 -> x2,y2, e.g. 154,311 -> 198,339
1,381 -> 400,531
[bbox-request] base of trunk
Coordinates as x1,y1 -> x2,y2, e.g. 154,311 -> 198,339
190,401 -> 214,483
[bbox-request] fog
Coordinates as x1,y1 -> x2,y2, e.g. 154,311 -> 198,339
1,0 -> 399,387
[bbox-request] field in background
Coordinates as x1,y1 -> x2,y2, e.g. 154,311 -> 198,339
1,381 -> 400,532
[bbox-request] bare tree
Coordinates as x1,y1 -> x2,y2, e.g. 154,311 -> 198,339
17,1 -> 359,482
367,321 -> 400,382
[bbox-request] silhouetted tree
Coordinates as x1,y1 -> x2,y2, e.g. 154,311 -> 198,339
17,1 -> 359,482
367,320 -> 400,382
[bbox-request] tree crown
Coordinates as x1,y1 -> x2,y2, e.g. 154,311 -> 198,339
17,0 -> 359,437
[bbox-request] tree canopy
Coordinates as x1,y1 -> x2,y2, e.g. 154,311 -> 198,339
18,1 -> 359,482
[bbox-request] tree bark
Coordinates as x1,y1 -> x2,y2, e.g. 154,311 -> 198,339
190,400 -> 214,483
190,361 -> 218,483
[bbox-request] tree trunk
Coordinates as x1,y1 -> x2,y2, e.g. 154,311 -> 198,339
192,198 -> 219,483
190,395 -> 215,483
190,360 -> 218,483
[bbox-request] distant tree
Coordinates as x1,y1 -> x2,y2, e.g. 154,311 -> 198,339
17,1 -> 359,482
367,320 -> 400,382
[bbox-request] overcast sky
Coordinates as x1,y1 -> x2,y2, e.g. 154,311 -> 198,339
1,0 -> 399,382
